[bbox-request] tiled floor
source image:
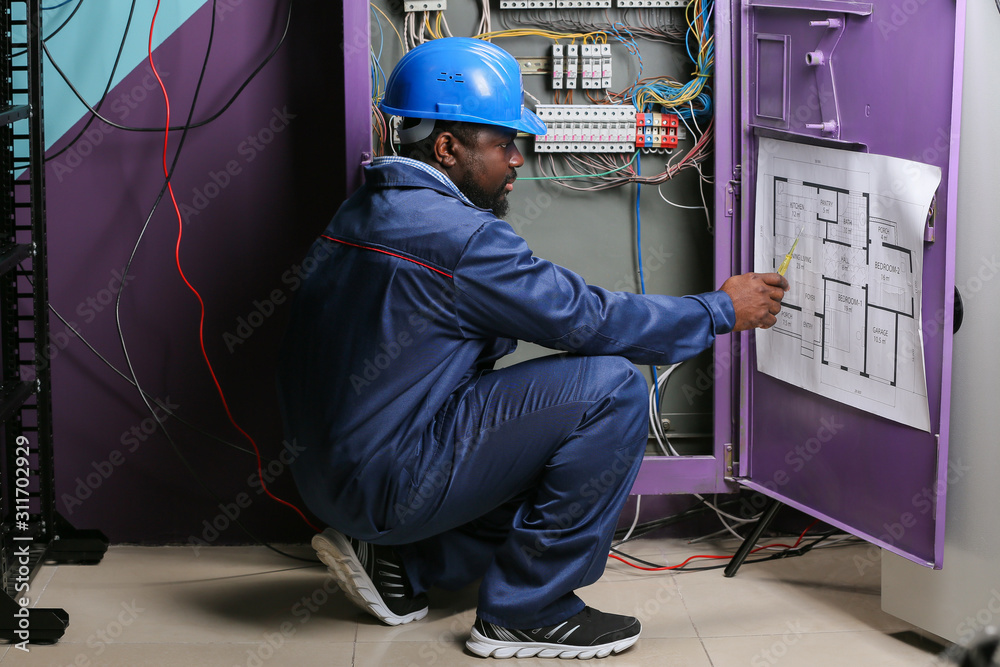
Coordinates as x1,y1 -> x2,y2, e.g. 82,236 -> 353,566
4,537 -> 946,666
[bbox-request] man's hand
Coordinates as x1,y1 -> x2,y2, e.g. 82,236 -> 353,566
720,272 -> 790,332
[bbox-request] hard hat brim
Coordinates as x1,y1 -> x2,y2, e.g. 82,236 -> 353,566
379,104 -> 548,138
514,107 -> 547,136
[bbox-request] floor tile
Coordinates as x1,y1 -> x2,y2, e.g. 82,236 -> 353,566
7,537 -> 942,667
676,543 -> 916,637
32,547 -> 357,645
354,636 -> 710,666
3,641 -> 355,666
702,630 -> 941,667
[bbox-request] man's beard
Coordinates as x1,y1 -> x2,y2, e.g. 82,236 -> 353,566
456,172 -> 513,218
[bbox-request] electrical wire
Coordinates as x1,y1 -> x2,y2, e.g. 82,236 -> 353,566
46,0 -> 137,162
609,520 -> 821,572
41,0 -> 294,134
612,531 -> 842,572
632,156 -> 665,416
36,295 -> 254,455
646,365 -> 763,537
9,0 -> 84,59
370,3 -> 404,51
613,496 -> 750,547
142,0 -> 320,533
42,0 -> 75,9
619,496 -> 642,545
101,0 -> 318,562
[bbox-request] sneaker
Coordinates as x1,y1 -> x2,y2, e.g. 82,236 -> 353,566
312,528 -> 428,626
466,606 -> 641,659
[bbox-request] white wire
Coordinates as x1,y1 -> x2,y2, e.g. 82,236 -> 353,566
619,495 -> 642,545
646,364 -> 761,539
687,524 -> 743,544
478,0 -> 491,36
648,363 -> 681,457
687,101 -> 703,139
696,494 -> 760,524
694,161 -> 712,231
678,109 -> 701,143
657,185 -> 707,209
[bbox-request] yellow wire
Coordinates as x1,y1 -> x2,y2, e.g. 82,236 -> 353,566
473,28 -> 602,41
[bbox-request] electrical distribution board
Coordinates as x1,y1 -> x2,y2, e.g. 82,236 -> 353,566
354,0 -> 966,568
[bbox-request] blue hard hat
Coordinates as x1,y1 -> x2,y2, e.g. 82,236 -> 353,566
380,37 -> 546,137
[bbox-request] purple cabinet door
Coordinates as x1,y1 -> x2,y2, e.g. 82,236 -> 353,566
735,0 -> 965,567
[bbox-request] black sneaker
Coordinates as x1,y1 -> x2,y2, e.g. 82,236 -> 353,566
466,606 -> 641,659
312,528 -> 428,626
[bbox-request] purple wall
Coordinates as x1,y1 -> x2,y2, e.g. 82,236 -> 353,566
45,1 -> 347,543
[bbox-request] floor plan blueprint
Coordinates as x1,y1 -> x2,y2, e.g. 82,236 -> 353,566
754,139 -> 941,432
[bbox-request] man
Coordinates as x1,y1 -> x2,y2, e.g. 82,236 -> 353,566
277,37 -> 787,659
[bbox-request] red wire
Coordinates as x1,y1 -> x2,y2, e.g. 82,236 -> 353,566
146,2 -> 320,533
610,519 -> 821,572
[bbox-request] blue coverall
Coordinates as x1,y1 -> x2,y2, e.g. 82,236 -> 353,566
277,157 -> 736,628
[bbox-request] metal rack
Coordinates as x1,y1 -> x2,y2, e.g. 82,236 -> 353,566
0,0 -> 106,645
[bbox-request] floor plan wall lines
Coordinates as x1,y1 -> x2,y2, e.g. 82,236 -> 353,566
754,139 -> 941,432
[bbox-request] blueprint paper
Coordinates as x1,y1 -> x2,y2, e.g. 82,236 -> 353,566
754,139 -> 940,432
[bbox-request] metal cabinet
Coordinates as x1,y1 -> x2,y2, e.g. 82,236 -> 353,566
340,0 -> 965,570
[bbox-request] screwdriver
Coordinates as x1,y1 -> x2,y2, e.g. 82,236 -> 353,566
777,227 -> 802,276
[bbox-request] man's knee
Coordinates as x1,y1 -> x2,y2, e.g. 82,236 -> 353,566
587,356 -> 647,418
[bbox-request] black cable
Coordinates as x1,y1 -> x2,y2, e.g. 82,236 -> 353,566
46,0 -> 136,162
40,296 -> 254,456
610,531 -> 842,573
103,0 -> 317,564
42,0 -> 293,134
672,532 -> 840,571
9,0 -> 85,59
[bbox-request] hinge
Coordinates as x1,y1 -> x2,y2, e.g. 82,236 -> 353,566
724,180 -> 740,218
723,442 -> 736,480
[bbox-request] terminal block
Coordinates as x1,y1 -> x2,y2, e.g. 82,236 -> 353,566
616,0 -> 683,6
635,112 -> 680,150
533,104 -> 637,153
500,0 -> 556,7
403,0 -> 447,10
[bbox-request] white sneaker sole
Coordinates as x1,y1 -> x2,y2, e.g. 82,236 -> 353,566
312,529 -> 428,626
465,627 -> 639,659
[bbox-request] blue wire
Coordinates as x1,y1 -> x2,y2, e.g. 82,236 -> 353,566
42,0 -> 74,8
634,154 -> 662,409
369,6 -> 387,102
370,5 -> 385,62
636,154 -> 646,296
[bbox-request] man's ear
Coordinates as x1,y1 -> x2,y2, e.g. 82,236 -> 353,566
433,131 -> 460,169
